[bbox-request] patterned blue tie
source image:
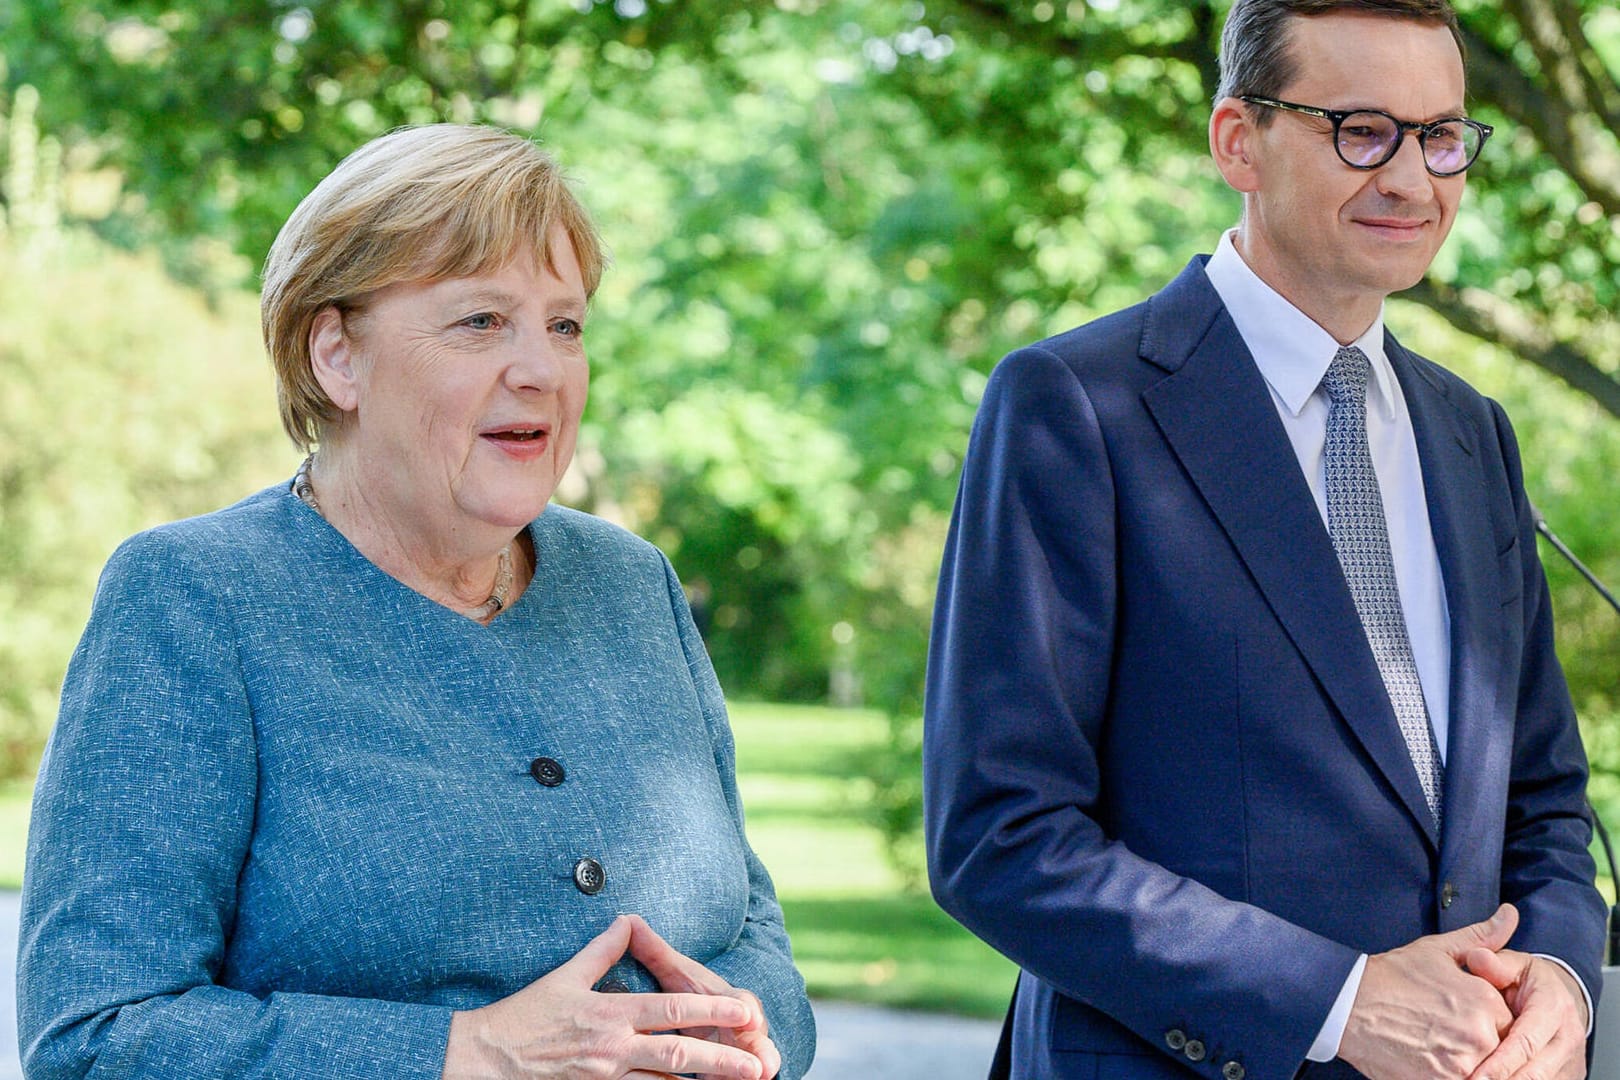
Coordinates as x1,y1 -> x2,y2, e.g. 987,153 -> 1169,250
1322,346 -> 1444,826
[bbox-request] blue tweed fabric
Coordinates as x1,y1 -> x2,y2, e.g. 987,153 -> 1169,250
17,484 -> 815,1079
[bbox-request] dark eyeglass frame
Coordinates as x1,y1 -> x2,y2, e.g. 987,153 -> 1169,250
1240,95 -> 1494,177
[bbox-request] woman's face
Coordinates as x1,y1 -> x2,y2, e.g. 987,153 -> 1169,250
318,227 -> 590,539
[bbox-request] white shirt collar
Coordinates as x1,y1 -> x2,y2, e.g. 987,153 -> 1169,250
1204,229 -> 1397,422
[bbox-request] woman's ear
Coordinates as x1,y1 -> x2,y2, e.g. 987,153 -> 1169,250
309,306 -> 361,413
1210,96 -> 1263,194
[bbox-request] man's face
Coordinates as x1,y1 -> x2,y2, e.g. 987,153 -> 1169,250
1232,13 -> 1468,336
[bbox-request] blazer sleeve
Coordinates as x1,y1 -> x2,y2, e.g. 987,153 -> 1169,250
1488,398 -> 1608,1000
923,347 -> 1360,1079
662,556 -> 818,1080
17,532 -> 454,1080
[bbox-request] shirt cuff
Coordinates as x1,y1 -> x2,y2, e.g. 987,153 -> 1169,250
1533,953 -> 1594,1036
1308,953 -> 1368,1062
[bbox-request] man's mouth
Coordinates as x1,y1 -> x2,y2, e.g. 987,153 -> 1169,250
1355,214 -> 1431,231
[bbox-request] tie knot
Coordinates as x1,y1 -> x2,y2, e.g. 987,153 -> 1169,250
1323,346 -> 1372,407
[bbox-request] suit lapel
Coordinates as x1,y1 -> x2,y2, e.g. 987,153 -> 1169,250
1138,260 -> 1440,848
1387,338 -> 1505,858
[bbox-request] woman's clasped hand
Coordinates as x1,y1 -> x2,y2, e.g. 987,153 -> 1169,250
445,916 -> 781,1080
17,123 -> 814,1080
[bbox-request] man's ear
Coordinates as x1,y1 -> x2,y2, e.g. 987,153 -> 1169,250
309,306 -> 361,413
1210,96 -> 1263,194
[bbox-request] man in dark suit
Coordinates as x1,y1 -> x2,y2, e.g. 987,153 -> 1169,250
923,2 -> 1606,1079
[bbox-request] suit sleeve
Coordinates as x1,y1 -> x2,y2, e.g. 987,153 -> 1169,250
662,556 -> 817,1080
1487,399 -> 1607,1001
17,533 -> 454,1080
923,347 -> 1359,1078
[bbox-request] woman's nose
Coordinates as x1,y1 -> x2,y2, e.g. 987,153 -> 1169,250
506,337 -> 567,392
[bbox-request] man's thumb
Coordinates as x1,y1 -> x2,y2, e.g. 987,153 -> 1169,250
1462,944 -> 1521,993
1443,902 -> 1519,957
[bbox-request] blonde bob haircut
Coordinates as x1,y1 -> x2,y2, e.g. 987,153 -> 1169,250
261,124 -> 606,451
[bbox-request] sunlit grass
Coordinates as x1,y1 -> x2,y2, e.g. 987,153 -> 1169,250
0,778 -> 32,890
730,700 -> 1018,1018
785,894 -> 1016,1015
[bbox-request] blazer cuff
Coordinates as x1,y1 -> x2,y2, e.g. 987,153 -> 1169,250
1307,953 -> 1367,1062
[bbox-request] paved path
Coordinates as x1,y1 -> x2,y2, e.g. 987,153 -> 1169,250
0,890 -> 997,1078
804,1000 -> 999,1078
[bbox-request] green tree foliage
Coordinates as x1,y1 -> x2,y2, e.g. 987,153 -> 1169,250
12,2 -> 1620,412
3,2 -> 1619,873
0,100 -> 291,771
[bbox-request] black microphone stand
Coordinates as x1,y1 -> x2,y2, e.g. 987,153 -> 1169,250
1535,505 -> 1620,620
1532,502 -> 1620,964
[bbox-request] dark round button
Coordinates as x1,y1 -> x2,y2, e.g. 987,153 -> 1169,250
597,977 -> 631,994
1223,1061 -> 1246,1080
530,756 -> 566,787
1184,1039 -> 1206,1062
1165,1029 -> 1187,1051
1440,881 -> 1458,909
573,857 -> 606,895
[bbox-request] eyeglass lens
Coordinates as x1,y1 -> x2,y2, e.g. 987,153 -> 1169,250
1338,112 -> 1480,174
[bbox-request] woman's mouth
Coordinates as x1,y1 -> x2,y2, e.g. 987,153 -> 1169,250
482,427 -> 551,459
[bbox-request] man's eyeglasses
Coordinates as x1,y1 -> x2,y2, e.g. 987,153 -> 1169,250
1240,96 -> 1493,177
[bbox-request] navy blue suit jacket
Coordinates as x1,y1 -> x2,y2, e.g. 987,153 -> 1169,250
924,258 -> 1605,1080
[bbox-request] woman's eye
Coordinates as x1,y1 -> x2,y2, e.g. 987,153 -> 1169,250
552,318 -> 583,338
461,312 -> 501,331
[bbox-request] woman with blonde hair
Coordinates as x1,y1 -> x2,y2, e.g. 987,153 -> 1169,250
18,123 -> 815,1080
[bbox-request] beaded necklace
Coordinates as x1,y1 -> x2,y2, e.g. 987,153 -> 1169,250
292,455 -> 514,623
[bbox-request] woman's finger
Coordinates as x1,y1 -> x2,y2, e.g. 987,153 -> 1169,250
624,914 -> 727,994
633,1033 -> 768,1080
731,1029 -> 781,1079
622,915 -> 709,989
548,914 -> 635,985
729,989 -> 770,1034
623,991 -> 753,1033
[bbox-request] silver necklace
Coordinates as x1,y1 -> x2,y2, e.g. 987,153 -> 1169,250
292,455 -> 514,623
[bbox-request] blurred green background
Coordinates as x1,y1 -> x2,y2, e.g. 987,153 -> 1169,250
2,0 -> 1619,1016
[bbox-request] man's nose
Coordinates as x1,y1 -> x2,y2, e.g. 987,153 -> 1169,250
1374,131 -> 1437,199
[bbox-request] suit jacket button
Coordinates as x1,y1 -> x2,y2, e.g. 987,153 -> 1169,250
1440,881 -> 1458,908
574,857 -> 606,895
1184,1039 -> 1206,1062
1165,1029 -> 1187,1051
530,756 -> 566,787
1223,1062 -> 1246,1080
596,977 -> 630,993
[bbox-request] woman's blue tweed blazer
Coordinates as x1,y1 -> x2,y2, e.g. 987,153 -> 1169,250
17,484 -> 815,1078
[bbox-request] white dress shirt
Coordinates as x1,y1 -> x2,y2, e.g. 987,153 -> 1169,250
1202,232 -> 1593,1057
1204,231 -> 1452,1062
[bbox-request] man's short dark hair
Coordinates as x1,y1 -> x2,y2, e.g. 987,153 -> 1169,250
1216,0 -> 1465,121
